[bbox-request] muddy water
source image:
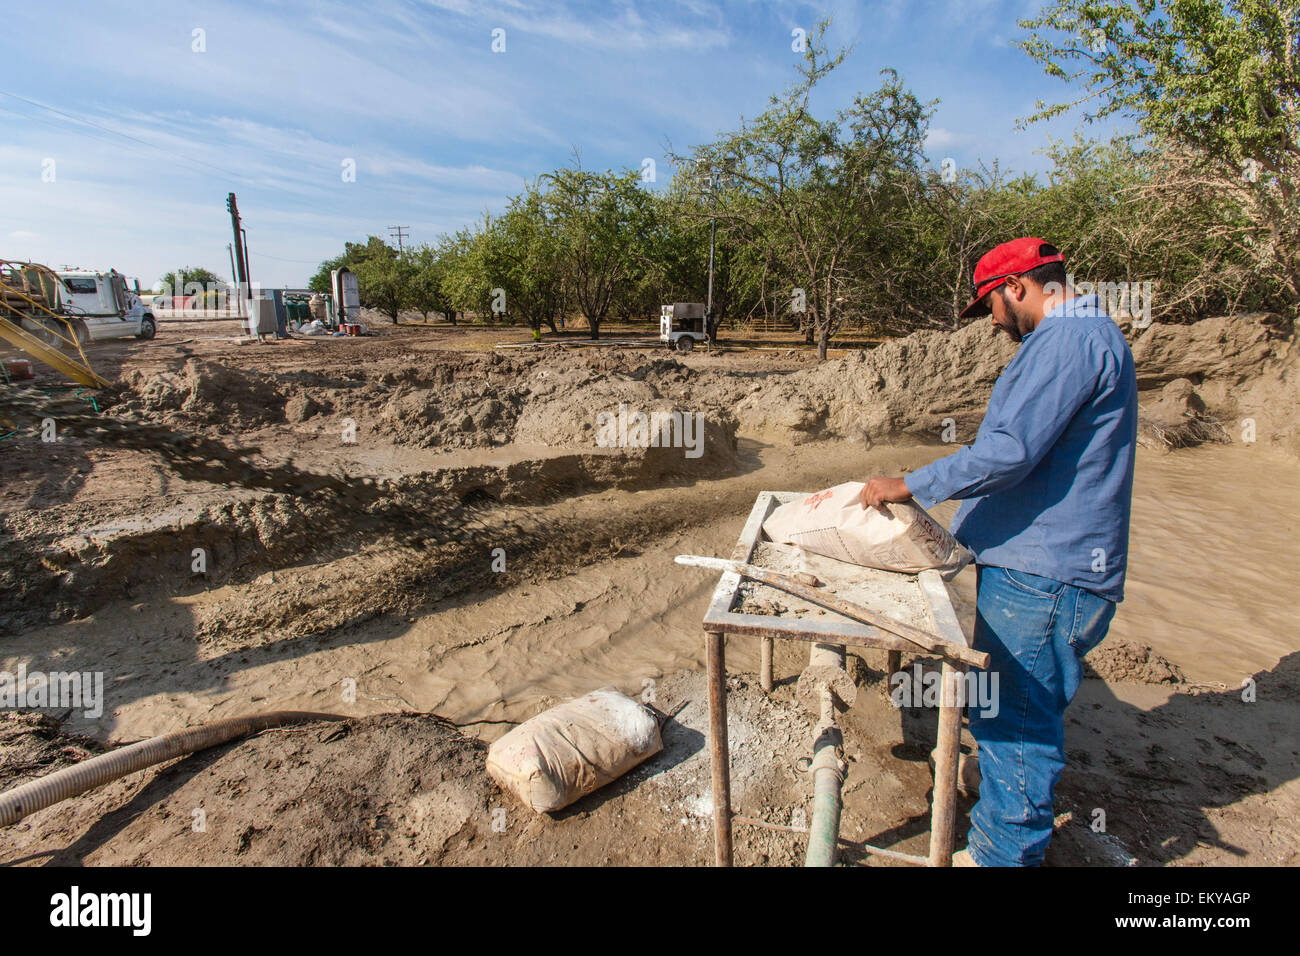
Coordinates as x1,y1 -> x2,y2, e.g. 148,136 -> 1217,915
912,444 -> 1300,685
1112,444 -> 1300,683
5,442 -> 1297,743
378,442 -> 1300,717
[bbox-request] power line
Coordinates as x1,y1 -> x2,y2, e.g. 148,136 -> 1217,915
252,251 -> 330,265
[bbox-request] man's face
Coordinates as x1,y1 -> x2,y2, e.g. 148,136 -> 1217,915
987,280 -> 1040,343
989,285 -> 1027,342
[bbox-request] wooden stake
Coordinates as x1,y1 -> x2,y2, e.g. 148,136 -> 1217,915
706,630 -> 733,867
928,661 -> 965,866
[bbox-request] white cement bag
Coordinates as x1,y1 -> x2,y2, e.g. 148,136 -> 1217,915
486,687 -> 663,814
762,481 -> 973,576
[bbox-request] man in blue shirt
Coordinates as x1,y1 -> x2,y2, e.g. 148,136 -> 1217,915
861,237 -> 1137,867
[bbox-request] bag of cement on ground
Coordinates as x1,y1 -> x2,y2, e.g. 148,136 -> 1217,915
762,481 -> 972,576
486,687 -> 663,813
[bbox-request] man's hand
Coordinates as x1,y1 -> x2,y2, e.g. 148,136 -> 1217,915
859,476 -> 913,511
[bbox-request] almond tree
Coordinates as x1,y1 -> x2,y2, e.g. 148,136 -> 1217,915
488,182 -> 568,334
1019,0 -> 1300,305
543,166 -> 656,340
675,22 -> 932,359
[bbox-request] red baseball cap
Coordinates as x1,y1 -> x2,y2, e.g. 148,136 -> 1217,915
959,237 -> 1065,319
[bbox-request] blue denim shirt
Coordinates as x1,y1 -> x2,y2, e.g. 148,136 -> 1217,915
905,294 -> 1137,602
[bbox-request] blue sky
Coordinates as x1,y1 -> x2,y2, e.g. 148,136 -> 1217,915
0,0 -> 1119,289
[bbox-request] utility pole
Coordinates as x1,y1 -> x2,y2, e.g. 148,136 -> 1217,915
389,225 -> 410,252
226,192 -> 250,313
705,173 -> 719,342
227,243 -> 237,313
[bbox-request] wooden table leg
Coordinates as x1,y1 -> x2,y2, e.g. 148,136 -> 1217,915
707,630 -> 733,867
886,649 -> 901,682
759,636 -> 774,693
928,660 -> 966,866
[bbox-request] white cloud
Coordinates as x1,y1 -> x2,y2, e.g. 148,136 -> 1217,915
925,127 -> 971,151
417,0 -> 732,52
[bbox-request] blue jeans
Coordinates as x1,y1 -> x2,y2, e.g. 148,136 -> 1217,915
965,564 -> 1116,866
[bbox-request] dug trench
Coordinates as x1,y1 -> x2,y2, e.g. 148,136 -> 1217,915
1,312 -> 1298,865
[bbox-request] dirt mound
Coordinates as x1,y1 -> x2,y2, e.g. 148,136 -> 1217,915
120,359 -> 289,431
1084,641 -> 1186,685
513,360 -> 737,465
1129,313 -> 1289,388
284,393 -> 328,423
1196,332 -> 1300,457
729,311 -> 1293,448
107,312 -> 1292,456
372,350 -> 739,469
731,319 -> 1016,444
112,349 -> 739,466
377,387 -> 517,448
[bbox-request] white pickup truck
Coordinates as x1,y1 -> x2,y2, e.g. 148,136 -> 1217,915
58,270 -> 157,342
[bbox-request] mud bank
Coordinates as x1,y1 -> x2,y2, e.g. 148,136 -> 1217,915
7,308 -> 1289,633
0,440 -> 738,631
115,351 -> 739,456
105,308 -> 1299,453
730,311 -> 1296,449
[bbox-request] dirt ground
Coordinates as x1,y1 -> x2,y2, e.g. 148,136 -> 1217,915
1,310 -> 1297,866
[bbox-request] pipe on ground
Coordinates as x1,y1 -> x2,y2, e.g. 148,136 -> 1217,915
0,711 -> 346,827
802,643 -> 848,867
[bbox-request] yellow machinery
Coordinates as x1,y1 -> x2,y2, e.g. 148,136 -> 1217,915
0,259 -> 110,388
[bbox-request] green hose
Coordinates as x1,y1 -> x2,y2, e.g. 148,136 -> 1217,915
805,751 -> 844,866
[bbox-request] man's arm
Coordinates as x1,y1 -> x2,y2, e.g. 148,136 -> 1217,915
863,329 -> 1108,510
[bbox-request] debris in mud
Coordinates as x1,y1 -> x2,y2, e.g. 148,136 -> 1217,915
1084,641 -> 1186,685
0,712 -> 105,791
1138,378 -> 1228,451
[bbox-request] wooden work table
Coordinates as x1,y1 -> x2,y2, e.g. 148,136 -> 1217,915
699,491 -> 975,867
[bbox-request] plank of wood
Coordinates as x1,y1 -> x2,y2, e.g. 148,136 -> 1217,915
917,569 -> 973,649
682,555 -> 990,669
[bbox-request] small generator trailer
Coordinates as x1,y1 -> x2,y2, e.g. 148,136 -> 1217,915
660,302 -> 708,353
